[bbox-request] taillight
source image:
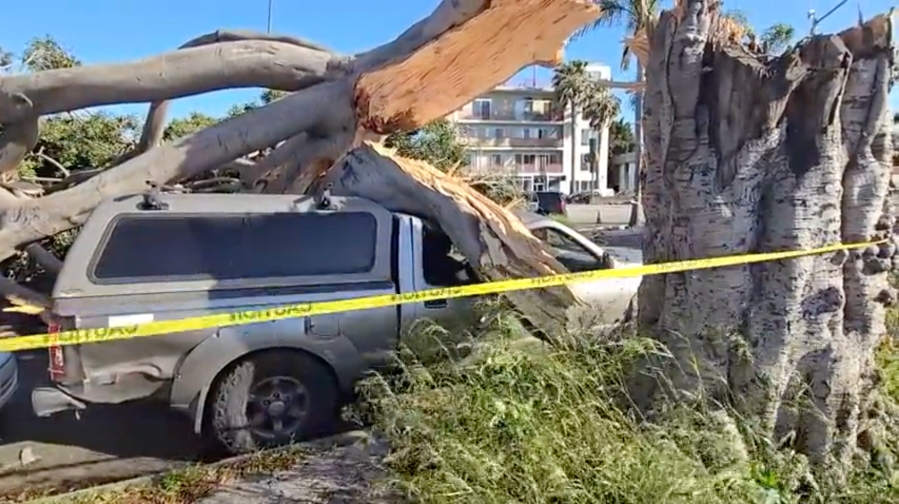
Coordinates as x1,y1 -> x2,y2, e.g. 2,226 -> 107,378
47,322 -> 65,381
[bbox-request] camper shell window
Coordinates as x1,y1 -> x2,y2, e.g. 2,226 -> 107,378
89,212 -> 378,284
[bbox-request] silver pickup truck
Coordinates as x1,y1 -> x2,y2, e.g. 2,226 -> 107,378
32,192 -> 640,454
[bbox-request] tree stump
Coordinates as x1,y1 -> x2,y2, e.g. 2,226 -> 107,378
638,0 -> 896,467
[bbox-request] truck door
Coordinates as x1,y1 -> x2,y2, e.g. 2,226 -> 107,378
410,221 -> 479,330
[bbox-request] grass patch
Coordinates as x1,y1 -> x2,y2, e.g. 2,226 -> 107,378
357,301 -> 899,504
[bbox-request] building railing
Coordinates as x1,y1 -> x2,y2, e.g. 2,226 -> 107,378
457,112 -> 561,122
476,163 -> 564,174
463,138 -> 560,148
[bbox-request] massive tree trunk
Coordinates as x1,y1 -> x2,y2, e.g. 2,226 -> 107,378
637,0 -> 895,467
0,0 -> 603,332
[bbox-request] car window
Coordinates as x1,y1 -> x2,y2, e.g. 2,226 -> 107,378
91,212 -> 378,283
532,227 -> 613,273
421,226 -> 474,287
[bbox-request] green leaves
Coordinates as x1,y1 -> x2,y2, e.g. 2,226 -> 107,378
163,112 -> 219,141
384,119 -> 466,172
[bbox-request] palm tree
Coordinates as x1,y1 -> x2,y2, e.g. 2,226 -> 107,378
759,23 -> 795,54
552,61 -> 592,194
725,11 -> 795,54
575,0 -> 660,226
581,82 -> 621,190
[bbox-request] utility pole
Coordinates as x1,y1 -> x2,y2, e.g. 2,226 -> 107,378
267,0 -> 273,33
807,0 -> 849,35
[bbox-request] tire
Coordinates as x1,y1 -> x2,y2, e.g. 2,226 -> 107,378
208,350 -> 339,454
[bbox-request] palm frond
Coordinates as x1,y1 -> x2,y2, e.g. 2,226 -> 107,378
570,0 -> 633,41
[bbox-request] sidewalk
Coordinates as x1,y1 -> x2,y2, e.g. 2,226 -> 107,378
198,432 -> 399,504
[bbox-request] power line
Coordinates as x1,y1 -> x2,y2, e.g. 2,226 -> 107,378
807,0 -> 849,35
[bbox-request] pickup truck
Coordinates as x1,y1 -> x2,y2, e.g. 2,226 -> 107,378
32,192 -> 641,454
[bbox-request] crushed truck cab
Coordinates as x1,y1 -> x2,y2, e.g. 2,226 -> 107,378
32,192 -> 639,454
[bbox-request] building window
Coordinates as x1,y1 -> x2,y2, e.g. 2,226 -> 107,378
473,99 -> 491,119
515,154 -> 536,166
491,154 -> 503,166
494,128 -> 505,139
523,128 -> 531,139
581,153 -> 593,171
580,129 -> 591,146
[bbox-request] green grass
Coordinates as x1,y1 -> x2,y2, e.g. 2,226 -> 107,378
356,300 -> 899,504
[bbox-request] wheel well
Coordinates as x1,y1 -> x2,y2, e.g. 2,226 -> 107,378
199,347 -> 340,433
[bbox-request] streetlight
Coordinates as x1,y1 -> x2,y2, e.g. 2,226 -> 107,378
267,0 -> 273,33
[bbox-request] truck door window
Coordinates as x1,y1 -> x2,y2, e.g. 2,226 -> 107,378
533,227 -> 613,273
422,226 -> 472,286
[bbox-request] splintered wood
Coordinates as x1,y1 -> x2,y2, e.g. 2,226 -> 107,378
323,142 -> 582,333
353,0 -> 602,133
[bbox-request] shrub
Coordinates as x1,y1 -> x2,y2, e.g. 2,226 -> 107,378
357,302 -> 899,504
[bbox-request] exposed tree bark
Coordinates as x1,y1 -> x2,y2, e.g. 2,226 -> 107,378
0,42 -> 341,121
0,115 -> 39,179
637,0 -> 895,470
134,30 -> 340,157
321,143 -> 581,328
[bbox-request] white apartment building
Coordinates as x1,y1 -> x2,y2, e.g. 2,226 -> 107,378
447,63 -> 613,195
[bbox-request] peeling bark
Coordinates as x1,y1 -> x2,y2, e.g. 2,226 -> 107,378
638,0 -> 894,468
0,0 -> 601,334
322,143 -> 581,329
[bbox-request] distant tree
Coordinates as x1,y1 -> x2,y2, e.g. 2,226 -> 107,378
163,112 -> 219,141
21,36 -> 80,72
227,89 -> 290,118
384,119 -> 465,172
576,0 -> 660,225
608,118 -> 635,156
581,83 -> 620,189
552,60 -> 593,188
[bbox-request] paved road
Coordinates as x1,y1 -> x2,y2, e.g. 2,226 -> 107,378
0,350 -> 209,498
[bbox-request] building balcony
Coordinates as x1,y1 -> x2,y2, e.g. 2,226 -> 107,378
463,138 -> 561,148
477,163 -> 564,174
457,112 -> 562,122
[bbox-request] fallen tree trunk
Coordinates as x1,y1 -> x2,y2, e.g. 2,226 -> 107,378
322,143 -> 582,329
0,0 -> 602,334
637,0 -> 895,469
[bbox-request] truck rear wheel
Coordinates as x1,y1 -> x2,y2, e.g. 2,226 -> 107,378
208,350 -> 339,454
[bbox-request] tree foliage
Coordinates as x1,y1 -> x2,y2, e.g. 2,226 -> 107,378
581,83 -> 620,129
163,112 -> 219,141
608,118 -> 635,156
383,119 -> 466,172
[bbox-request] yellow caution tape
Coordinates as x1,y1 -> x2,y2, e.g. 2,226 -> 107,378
0,238 -> 885,353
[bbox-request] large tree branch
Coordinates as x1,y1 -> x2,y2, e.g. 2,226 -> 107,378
353,0 -> 600,132
0,81 -> 349,260
0,116 -> 39,178
322,143 -> 582,331
257,131 -> 355,194
0,41 -> 342,121
134,30 -> 345,156
0,187 -> 61,273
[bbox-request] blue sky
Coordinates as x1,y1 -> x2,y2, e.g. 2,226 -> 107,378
2,0 -> 894,124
